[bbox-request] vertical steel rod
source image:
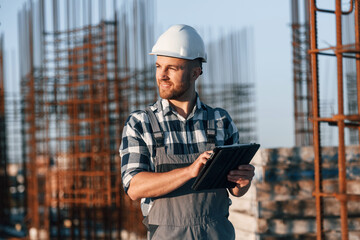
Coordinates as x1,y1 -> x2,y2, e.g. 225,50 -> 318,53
308,0 -> 324,239
355,0 -> 360,145
335,1 -> 349,239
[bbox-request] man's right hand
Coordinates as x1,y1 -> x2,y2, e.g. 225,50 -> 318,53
127,150 -> 213,200
187,151 -> 213,178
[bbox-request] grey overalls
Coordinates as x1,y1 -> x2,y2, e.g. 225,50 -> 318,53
143,107 -> 235,240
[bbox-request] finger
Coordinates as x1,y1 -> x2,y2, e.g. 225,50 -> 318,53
201,155 -> 208,163
227,176 -> 251,187
228,169 -> 255,177
203,151 -> 213,160
203,152 -> 213,161
228,174 -> 254,181
228,171 -> 251,178
227,171 -> 254,182
205,151 -> 213,157
237,164 -> 255,170
236,180 -> 250,188
227,175 -> 253,182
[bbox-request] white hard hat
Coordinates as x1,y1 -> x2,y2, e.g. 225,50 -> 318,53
150,24 -> 207,62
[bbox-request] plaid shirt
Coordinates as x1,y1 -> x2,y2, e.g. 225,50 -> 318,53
119,95 -> 239,216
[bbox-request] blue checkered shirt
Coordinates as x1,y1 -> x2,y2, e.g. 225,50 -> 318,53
119,95 -> 239,216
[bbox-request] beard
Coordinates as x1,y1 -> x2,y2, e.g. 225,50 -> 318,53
158,77 -> 191,100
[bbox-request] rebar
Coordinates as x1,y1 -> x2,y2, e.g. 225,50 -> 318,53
308,0 -> 360,239
292,0 -> 313,146
18,0 -> 155,239
199,29 -> 257,143
1,1 -> 258,239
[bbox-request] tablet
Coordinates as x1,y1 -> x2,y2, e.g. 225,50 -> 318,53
191,143 -> 260,191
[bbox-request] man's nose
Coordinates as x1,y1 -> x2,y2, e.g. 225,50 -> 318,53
158,68 -> 169,79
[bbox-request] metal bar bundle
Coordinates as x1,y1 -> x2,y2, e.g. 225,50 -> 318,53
291,0 -> 314,146
199,28 -> 257,144
0,33 -> 11,230
18,0 -> 155,239
308,1 -> 360,239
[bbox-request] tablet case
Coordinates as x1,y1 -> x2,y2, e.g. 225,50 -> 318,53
191,143 -> 260,191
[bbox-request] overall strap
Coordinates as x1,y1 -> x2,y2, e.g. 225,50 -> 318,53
206,107 -> 216,144
145,107 -> 164,148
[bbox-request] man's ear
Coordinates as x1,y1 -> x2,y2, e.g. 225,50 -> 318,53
192,67 -> 202,80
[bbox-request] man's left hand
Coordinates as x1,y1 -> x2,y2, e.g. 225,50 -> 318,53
227,164 -> 255,188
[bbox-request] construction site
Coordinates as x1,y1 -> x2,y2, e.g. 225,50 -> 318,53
0,0 -> 359,240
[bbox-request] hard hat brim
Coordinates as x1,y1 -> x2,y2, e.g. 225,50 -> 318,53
149,52 -> 207,62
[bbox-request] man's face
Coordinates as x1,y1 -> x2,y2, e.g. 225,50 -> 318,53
155,56 -> 194,100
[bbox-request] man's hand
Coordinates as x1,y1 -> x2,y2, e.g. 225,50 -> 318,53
227,164 -> 255,197
127,150 -> 213,200
187,151 -> 213,178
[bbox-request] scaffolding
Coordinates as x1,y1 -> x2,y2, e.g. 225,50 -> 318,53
291,0 -> 314,146
200,28 -> 257,143
18,0 -> 155,239
344,6 -> 360,145
0,33 -> 11,230
0,33 -> 27,239
308,0 -> 360,239
0,0 -> 259,239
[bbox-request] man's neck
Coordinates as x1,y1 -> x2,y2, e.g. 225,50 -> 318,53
168,93 -> 197,119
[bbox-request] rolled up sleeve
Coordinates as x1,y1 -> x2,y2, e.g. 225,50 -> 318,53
119,113 -> 152,194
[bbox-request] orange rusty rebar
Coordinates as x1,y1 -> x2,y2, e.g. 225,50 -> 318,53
355,0 -> 360,147
308,0 -> 360,239
334,1 -> 349,240
309,1 -> 324,239
17,0 -> 156,239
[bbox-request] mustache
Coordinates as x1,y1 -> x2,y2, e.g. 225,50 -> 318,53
158,80 -> 172,84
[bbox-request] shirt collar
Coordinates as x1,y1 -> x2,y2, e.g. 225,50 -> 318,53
157,93 -> 206,117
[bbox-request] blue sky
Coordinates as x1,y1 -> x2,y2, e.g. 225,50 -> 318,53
1,0 -> 295,148
155,0 -> 294,148
155,1 -> 346,148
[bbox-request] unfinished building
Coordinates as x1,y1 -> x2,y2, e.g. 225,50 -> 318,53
291,0 -> 360,148
290,0 -> 360,239
291,0 -> 314,146
200,28 -> 257,144
0,0 -> 258,239
1,0 -> 359,239
18,0 -> 154,239
308,1 -> 360,239
0,33 -> 11,234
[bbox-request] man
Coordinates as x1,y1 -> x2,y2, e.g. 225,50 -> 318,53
120,24 -> 255,239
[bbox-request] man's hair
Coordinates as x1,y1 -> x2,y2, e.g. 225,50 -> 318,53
188,58 -> 203,75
